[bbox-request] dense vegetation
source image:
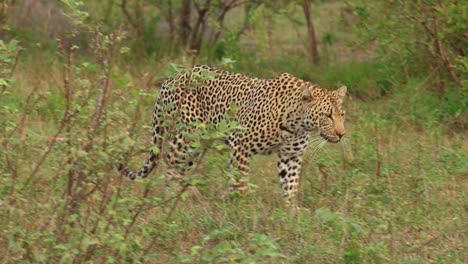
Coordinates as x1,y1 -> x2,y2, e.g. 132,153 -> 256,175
0,0 -> 466,263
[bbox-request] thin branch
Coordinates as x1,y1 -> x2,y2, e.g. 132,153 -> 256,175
0,48 -> 21,97
424,3 -> 461,86
164,184 -> 190,221
120,0 -> 139,31
22,42 -> 75,188
397,0 -> 461,86
302,0 -> 319,64
212,0 -> 249,44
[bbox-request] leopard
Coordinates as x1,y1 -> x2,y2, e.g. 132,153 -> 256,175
119,65 -> 347,209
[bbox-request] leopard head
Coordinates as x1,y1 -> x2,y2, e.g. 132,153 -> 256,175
301,85 -> 347,143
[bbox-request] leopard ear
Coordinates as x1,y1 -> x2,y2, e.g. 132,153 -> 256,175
302,86 -> 314,102
335,86 -> 347,97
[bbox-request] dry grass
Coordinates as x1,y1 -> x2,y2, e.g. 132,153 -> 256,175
0,0 -> 466,262
1,55 -> 465,263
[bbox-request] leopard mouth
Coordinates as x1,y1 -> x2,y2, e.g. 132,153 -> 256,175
320,133 -> 340,143
304,127 -> 317,132
279,124 -> 295,134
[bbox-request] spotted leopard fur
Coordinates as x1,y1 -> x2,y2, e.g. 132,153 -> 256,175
119,65 -> 347,208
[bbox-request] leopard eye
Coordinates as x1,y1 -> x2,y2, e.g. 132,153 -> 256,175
302,94 -> 312,102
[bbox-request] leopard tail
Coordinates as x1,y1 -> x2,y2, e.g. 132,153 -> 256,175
118,101 -> 166,180
118,148 -> 159,180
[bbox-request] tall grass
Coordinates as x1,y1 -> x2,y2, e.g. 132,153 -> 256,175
1,46 -> 466,262
0,1 -> 466,263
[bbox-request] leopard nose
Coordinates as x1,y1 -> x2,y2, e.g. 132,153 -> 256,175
337,131 -> 345,138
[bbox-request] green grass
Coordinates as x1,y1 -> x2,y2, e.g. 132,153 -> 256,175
0,55 -> 465,263
1,1 -> 466,263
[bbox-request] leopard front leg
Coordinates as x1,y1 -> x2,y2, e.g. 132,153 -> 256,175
228,147 -> 251,194
277,134 -> 309,208
277,155 -> 303,207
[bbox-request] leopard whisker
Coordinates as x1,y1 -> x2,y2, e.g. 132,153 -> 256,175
309,138 -> 327,158
309,134 -> 322,139
341,137 -> 349,158
309,139 -> 323,146
309,138 -> 323,147
309,136 -> 324,144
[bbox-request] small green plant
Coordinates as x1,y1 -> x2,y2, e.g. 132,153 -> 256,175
180,229 -> 285,263
351,0 -> 466,88
0,1 -> 466,263
0,38 -> 21,96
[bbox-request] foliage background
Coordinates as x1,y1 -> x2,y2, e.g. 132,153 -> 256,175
0,0 -> 466,263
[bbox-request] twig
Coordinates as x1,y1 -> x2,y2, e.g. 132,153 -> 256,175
23,42 -> 75,188
424,3 -> 461,86
405,229 -> 464,254
164,184 -> 190,222
124,186 -> 152,237
0,46 -> 21,97
86,31 -> 116,148
374,122 -> 382,178
397,0 -> 461,86
211,0 -> 249,45
302,0 -> 319,64
120,0 -> 139,32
